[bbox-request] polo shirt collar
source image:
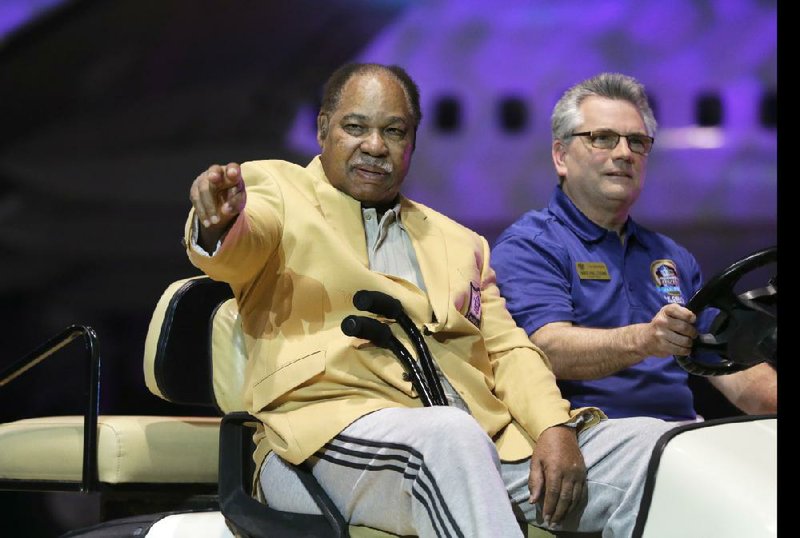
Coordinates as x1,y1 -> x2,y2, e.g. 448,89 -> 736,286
549,186 -> 643,244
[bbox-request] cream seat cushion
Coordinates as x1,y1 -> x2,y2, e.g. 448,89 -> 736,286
0,415 -> 220,484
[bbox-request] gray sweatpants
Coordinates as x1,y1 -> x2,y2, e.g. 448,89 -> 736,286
260,407 -> 673,537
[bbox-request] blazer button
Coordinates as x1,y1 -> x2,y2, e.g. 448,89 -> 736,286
402,372 -> 411,381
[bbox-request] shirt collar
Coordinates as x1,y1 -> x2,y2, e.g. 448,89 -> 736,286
548,185 -> 642,244
362,201 -> 404,227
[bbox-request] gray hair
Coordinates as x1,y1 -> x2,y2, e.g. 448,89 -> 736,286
551,72 -> 657,142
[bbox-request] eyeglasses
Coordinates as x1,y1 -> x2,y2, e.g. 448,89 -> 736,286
569,130 -> 655,156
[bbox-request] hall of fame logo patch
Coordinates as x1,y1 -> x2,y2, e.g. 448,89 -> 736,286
466,281 -> 482,327
650,259 -> 686,304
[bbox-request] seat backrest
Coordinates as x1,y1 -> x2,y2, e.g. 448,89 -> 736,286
209,297 -> 249,413
143,276 -> 237,410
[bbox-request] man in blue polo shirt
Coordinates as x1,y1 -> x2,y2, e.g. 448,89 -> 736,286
491,72 -> 776,421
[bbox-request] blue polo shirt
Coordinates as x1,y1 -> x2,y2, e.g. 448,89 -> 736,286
491,186 -> 703,421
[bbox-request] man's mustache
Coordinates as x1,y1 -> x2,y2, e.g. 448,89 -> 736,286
352,157 -> 393,174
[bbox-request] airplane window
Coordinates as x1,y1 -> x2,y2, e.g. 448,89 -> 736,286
498,96 -> 528,133
696,92 -> 724,127
759,90 -> 776,129
434,95 -> 461,133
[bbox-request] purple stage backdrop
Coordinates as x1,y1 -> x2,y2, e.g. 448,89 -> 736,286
0,0 -> 777,278
285,0 -> 777,252
0,2 -> 779,534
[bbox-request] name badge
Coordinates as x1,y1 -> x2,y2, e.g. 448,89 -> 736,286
576,262 -> 611,280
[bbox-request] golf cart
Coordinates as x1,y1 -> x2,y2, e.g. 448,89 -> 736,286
0,246 -> 777,537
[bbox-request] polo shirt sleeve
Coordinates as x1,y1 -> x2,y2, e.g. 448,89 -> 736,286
492,229 -> 575,337
686,251 -> 704,295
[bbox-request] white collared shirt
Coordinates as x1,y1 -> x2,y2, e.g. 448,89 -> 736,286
362,203 -> 426,292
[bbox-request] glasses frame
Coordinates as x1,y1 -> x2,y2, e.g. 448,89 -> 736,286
569,130 -> 655,156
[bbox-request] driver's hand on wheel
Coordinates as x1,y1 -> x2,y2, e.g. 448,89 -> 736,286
190,163 -> 246,251
643,303 -> 697,358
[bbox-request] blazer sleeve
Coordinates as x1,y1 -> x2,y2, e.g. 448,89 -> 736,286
478,235 -> 600,441
185,160 -> 285,288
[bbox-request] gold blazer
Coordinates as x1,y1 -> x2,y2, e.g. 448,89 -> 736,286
186,156 -> 601,467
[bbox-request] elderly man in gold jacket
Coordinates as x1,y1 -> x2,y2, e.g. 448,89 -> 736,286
185,62 -> 673,538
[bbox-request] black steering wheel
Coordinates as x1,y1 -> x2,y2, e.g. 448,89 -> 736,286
675,246 -> 777,376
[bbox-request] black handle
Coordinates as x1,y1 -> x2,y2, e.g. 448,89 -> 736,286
353,291 -> 448,406
353,290 -> 404,319
341,314 -> 393,346
341,314 -> 436,407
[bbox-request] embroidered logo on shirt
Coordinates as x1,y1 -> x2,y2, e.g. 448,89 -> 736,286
575,262 -> 611,280
466,281 -> 482,327
650,259 -> 686,304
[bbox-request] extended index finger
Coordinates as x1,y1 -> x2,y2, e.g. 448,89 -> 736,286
218,162 -> 243,190
204,163 -> 242,194
192,163 -> 243,226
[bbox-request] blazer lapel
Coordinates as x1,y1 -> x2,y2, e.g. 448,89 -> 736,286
306,157 -> 369,266
401,199 -> 450,329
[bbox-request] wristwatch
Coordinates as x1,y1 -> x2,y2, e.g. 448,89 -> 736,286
559,413 -> 591,431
